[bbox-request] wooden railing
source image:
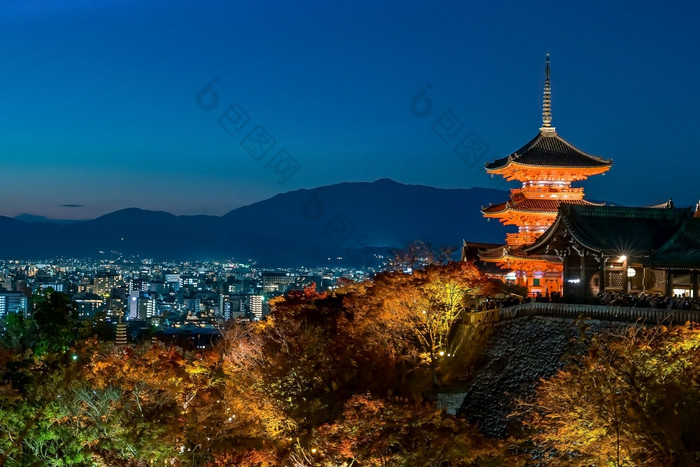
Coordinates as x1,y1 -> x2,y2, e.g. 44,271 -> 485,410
511,186 -> 584,198
464,302 -> 700,325
505,233 -> 540,246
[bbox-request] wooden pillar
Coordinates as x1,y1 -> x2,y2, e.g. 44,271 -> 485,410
692,272 -> 699,299
599,256 -> 606,293
562,255 -> 569,299
622,258 -> 629,294
580,251 -> 587,301
665,271 -> 674,297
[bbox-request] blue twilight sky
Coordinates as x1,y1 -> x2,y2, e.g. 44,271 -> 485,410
1,0 -> 698,219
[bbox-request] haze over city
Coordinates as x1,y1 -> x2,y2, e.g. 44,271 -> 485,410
2,0 -> 698,219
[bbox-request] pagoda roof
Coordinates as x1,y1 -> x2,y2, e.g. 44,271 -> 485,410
526,204 -> 700,268
478,244 -> 562,264
478,245 -> 518,261
485,131 -> 612,171
461,241 -> 511,275
482,197 -> 601,215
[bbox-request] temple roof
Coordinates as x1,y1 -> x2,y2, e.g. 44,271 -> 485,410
526,204 -> 700,269
482,197 -> 600,215
485,131 -> 613,171
478,243 -> 562,264
461,241 -> 511,274
645,217 -> 700,268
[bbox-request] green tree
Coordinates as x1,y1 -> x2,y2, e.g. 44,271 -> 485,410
1,312 -> 39,352
31,289 -> 80,356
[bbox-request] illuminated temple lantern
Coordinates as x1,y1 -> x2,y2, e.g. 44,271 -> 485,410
476,55 -> 612,295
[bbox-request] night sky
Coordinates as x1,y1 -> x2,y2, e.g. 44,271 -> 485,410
1,0 -> 698,219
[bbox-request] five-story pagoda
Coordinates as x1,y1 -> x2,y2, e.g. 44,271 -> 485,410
479,55 -> 612,295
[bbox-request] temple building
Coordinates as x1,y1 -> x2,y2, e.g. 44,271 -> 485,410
524,203 -> 700,301
467,55 -> 612,296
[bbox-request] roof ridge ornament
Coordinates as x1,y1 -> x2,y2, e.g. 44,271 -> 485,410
540,53 -> 556,135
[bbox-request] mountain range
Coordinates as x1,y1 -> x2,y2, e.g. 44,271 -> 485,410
1,179 -> 514,266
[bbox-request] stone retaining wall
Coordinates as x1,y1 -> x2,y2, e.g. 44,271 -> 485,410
457,315 -> 625,437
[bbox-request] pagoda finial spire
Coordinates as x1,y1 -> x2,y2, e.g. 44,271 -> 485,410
540,53 -> 555,134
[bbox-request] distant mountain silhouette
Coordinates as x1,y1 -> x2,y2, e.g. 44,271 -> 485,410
0,179 -> 514,266
14,214 -> 79,224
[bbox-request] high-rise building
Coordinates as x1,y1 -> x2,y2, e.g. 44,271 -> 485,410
219,293 -> 247,320
181,275 -> 199,289
226,277 -> 245,294
128,279 -> 150,294
248,294 -> 263,321
34,282 -> 64,293
0,292 -> 28,318
165,273 -> 181,291
94,273 -> 121,296
147,281 -> 165,293
262,272 -> 295,293
128,291 -> 140,320
138,294 -> 157,319
74,294 -> 105,319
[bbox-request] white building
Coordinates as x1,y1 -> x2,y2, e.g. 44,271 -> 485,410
248,295 -> 263,321
0,293 -> 28,318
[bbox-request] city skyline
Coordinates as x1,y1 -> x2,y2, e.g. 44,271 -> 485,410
2,0 -> 699,219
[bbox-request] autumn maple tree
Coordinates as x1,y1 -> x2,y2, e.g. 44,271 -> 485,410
517,324 -> 700,466
313,393 -> 518,467
348,261 -> 484,388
